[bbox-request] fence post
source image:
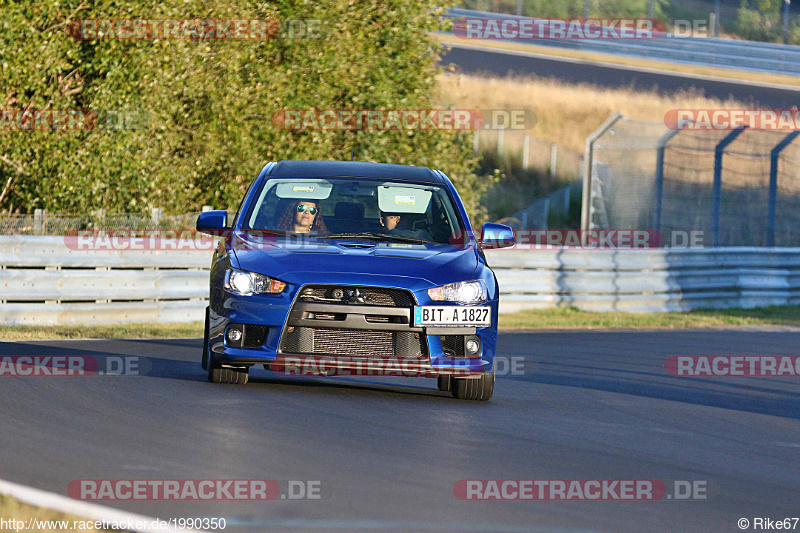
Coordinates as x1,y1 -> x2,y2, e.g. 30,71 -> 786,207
549,143 -> 558,182
522,133 -> 530,169
652,128 -> 681,232
581,111 -> 623,231
33,209 -> 44,235
711,126 -> 747,247
497,125 -> 504,156
767,130 -> 800,246
151,207 -> 162,226
473,130 -> 480,155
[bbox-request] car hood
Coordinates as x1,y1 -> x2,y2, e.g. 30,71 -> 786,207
231,234 -> 479,289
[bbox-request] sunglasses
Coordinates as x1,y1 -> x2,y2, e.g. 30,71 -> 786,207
296,204 -> 318,215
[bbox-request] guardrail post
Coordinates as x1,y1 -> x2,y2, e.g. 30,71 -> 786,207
522,133 -> 530,169
652,128 -> 681,232
151,207 -> 162,226
581,111 -> 623,231
711,126 -> 747,246
767,130 -> 800,246
33,209 -> 44,235
497,125 -> 504,155
549,143 -> 557,182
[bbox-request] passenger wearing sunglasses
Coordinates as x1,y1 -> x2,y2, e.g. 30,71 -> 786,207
276,200 -> 328,233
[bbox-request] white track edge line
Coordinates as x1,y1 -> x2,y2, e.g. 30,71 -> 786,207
0,477 -> 200,533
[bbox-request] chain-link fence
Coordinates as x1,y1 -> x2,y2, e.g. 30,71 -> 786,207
0,208 -> 236,235
585,115 -> 800,247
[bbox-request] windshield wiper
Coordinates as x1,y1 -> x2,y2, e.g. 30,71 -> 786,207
312,232 -> 431,244
239,229 -> 296,237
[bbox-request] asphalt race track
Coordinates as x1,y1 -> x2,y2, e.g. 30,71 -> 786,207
442,44 -> 800,109
1,330 -> 798,532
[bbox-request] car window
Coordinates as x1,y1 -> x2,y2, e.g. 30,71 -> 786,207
244,177 -> 465,243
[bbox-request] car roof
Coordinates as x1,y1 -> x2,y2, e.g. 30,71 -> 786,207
266,160 -> 444,184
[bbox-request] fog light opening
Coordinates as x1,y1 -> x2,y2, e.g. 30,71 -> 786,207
227,326 -> 243,342
465,338 -> 480,355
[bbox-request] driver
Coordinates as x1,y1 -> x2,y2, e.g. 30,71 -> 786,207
277,200 -> 328,233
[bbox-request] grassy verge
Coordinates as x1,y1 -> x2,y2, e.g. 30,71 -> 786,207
1,306 -> 799,341
0,493 -> 106,532
500,305 -> 800,330
0,322 -> 203,341
434,33 -> 800,88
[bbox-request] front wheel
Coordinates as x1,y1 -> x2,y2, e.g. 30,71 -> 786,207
451,369 -> 494,401
207,356 -> 249,385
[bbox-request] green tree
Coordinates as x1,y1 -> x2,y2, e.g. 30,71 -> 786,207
0,0 -> 492,221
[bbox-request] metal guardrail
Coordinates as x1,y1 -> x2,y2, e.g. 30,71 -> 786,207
444,8 -> 800,76
0,236 -> 209,326
1,236 -> 798,324
488,248 -> 800,312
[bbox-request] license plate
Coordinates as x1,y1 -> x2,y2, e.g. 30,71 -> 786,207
413,306 -> 491,327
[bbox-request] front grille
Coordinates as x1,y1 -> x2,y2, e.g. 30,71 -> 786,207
298,285 -> 415,307
440,335 -> 465,356
280,327 -> 425,357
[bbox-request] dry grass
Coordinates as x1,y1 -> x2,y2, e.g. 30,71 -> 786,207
0,322 -> 202,341
499,305 -> 800,330
0,493 -> 108,532
436,73 -> 747,154
434,34 -> 800,88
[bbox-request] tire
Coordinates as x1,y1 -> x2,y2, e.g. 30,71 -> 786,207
207,357 -> 250,385
202,308 -> 248,384
451,369 -> 494,401
201,307 -> 210,371
437,375 -> 451,391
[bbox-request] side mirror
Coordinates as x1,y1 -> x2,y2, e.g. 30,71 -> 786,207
196,210 -> 229,236
480,222 -> 515,249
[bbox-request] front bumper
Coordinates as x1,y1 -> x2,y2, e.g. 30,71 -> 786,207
208,282 -> 498,375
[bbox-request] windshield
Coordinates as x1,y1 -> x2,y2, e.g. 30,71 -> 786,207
243,177 -> 465,244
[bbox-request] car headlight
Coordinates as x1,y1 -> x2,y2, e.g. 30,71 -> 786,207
427,280 -> 488,304
225,269 -> 285,296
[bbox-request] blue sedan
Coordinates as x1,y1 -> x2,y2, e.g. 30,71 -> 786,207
196,160 -> 513,400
